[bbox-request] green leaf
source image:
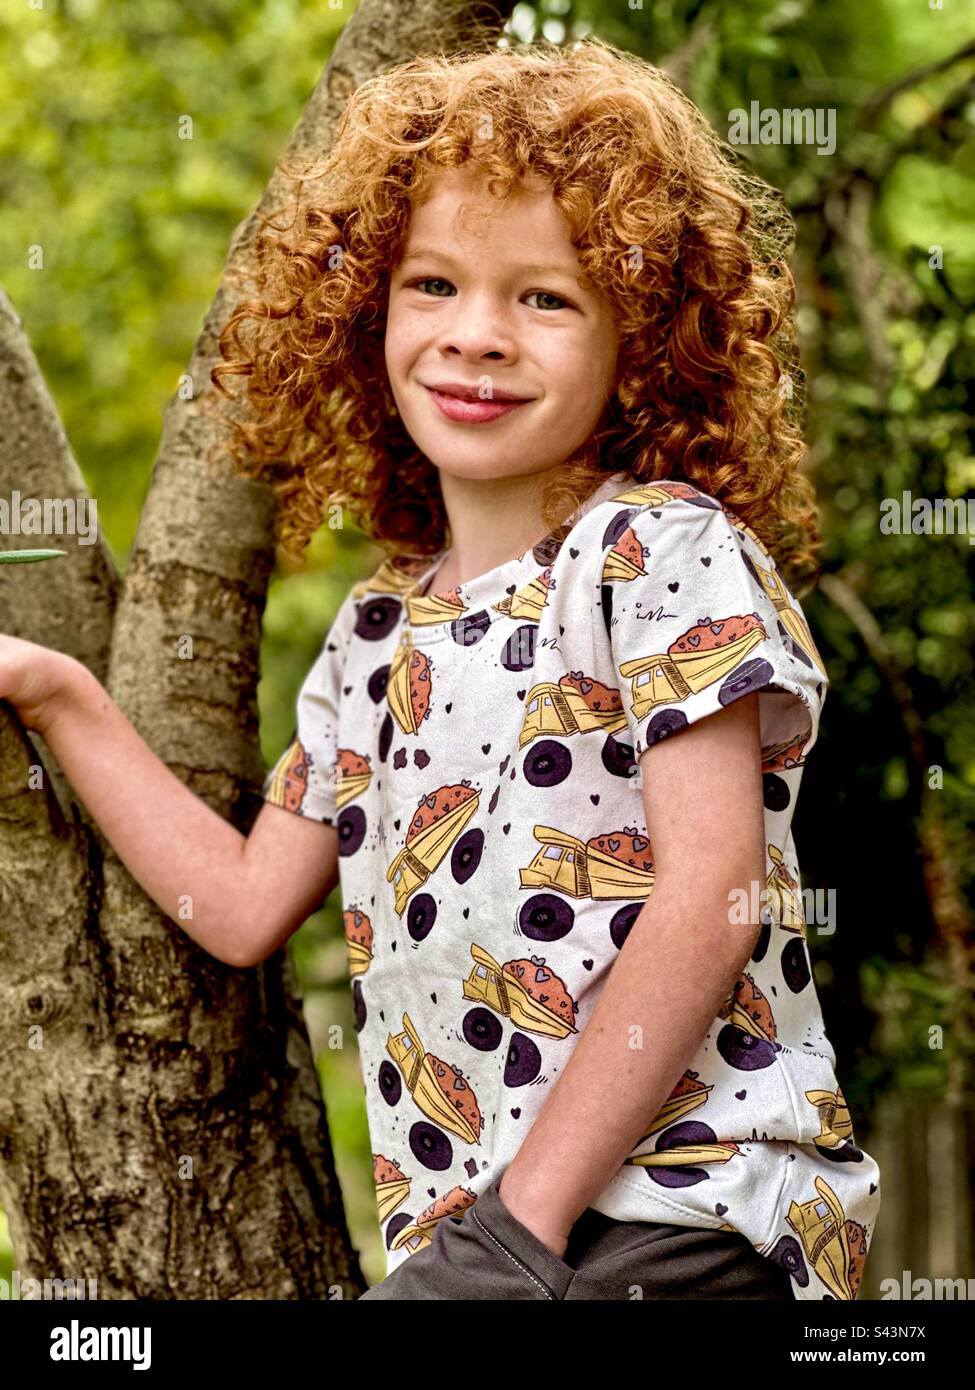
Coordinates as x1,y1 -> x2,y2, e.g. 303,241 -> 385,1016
0,549 -> 68,563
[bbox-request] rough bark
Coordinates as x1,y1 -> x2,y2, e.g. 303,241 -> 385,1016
0,0 -> 515,1299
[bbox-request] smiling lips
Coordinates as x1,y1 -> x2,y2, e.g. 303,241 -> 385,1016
423,383 -> 533,424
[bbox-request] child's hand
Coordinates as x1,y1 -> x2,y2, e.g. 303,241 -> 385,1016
0,634 -> 81,735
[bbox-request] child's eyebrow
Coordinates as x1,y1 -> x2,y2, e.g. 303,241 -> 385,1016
398,247 -> 582,281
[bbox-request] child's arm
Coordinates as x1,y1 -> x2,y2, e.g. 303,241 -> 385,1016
0,637 -> 337,968
496,692 -> 767,1256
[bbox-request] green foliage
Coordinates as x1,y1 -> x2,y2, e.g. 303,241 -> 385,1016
0,551 -> 66,563
2,0 -> 972,1278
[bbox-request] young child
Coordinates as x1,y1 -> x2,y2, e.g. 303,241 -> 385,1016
0,36 -> 880,1302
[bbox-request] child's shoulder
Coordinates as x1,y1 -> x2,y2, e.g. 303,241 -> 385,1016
569,475 -> 776,569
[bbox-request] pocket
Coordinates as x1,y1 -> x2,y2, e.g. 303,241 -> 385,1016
465,1173 -> 576,1300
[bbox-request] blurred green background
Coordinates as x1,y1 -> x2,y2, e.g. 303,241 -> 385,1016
2,0 -> 973,1296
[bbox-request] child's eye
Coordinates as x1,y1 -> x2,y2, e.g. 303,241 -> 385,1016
407,279 -> 570,311
525,291 -> 568,311
413,278 -> 455,297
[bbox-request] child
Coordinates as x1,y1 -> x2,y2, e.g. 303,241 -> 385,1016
0,36 -> 880,1302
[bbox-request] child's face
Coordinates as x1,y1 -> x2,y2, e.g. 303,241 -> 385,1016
385,166 -> 620,486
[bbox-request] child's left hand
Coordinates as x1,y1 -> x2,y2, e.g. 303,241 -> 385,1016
497,1172 -> 571,1262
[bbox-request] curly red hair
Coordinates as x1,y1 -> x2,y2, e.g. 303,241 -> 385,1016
210,34 -> 821,593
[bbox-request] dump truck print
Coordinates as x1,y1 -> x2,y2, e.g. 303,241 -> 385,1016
388,1182 -> 479,1257
386,782 -> 481,916
805,1086 -> 855,1153
766,843 -> 804,935
462,942 -> 579,1039
618,612 -> 770,722
787,1176 -> 867,1300
519,824 -> 655,901
520,670 -> 628,747
386,1012 -> 482,1145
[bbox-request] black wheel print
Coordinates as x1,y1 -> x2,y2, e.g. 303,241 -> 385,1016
450,610 -> 491,647
751,914 -> 771,963
647,1120 -> 717,1189
609,901 -> 643,951
600,583 -> 614,639
368,665 -> 390,703
718,657 -> 773,706
820,1140 -> 865,1164
378,711 -> 394,763
601,508 -> 637,550
451,828 -> 484,884
407,892 -> 437,942
646,708 -> 688,745
518,893 -> 574,943
768,1235 -> 809,1285
378,1059 -> 401,1106
686,493 -> 720,511
523,739 -> 572,787
741,550 -> 761,588
463,1007 -> 504,1052
504,1032 -> 543,1087
385,1212 -> 414,1251
338,805 -> 366,856
351,977 -> 367,1033
602,733 -> 637,779
763,772 -> 791,812
781,937 -> 811,993
777,618 -> 814,669
501,624 -> 537,672
716,1023 -> 778,1071
409,1121 -> 453,1171
354,596 -> 401,641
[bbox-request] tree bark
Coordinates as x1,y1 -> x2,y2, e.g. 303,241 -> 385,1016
0,0 -> 515,1299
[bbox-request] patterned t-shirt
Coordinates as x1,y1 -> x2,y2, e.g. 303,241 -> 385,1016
263,470 -> 881,1301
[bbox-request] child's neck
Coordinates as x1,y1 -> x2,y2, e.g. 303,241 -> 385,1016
431,468 -> 557,590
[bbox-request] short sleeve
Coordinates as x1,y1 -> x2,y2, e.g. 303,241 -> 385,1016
602,495 -> 829,760
262,598 -> 354,826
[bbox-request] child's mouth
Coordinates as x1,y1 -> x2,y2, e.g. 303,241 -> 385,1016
424,386 -> 532,424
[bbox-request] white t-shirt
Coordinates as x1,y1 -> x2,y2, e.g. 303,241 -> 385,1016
264,471 -> 881,1301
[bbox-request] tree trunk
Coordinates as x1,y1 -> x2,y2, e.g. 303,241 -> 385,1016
0,0 -> 515,1299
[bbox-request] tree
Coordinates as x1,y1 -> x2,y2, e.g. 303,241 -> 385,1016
0,0 -> 516,1300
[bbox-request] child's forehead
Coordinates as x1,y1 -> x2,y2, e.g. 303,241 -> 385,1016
401,165 -> 575,257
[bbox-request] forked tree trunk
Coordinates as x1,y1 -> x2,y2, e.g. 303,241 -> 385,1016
0,0 -> 515,1299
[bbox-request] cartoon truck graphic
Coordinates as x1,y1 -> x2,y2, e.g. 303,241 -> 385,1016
490,567 -> 556,621
765,843 -> 804,935
519,825 -> 655,901
386,629 -> 433,736
519,672 -> 628,747
343,907 -> 373,977
462,943 -> 579,1039
389,1184 -> 478,1257
373,1154 -> 411,1225
746,558 -> 829,681
787,1176 -> 866,1301
351,556 -> 429,598
386,783 -> 480,916
627,1139 -> 741,1171
805,1087 -> 855,1153
631,1071 -> 714,1147
618,615 -> 769,723
386,1012 -> 482,1146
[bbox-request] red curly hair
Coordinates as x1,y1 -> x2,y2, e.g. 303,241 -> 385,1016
210,34 -> 821,593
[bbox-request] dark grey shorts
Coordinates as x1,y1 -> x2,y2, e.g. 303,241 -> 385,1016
358,1169 -> 795,1301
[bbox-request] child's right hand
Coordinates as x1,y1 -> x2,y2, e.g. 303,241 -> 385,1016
0,634 -> 80,735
